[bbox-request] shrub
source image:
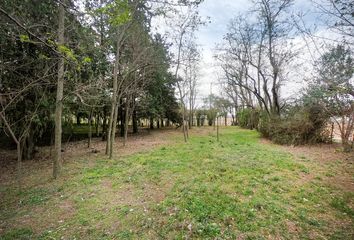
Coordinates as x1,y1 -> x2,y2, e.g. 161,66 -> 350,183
238,109 -> 260,130
259,104 -> 330,145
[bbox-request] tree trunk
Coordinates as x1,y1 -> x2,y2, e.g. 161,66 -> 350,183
76,114 -> 80,125
119,99 -> 124,137
17,141 -> 22,189
182,114 -> 187,142
234,106 -> 238,125
88,108 -> 93,148
109,98 -> 118,159
106,35 -> 120,158
132,109 -> 138,134
186,120 -> 189,139
22,127 -> 35,160
189,112 -> 192,129
217,117 -> 220,142
53,1 -> 65,179
96,113 -> 100,137
123,99 -> 130,146
150,117 -> 154,129
102,107 -> 107,141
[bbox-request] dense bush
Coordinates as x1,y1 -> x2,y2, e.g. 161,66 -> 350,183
238,104 -> 330,145
258,104 -> 330,145
238,109 -> 260,130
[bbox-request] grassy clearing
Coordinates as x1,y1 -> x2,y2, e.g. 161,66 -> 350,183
0,127 -> 353,239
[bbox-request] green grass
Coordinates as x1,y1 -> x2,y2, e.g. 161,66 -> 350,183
0,127 -> 353,239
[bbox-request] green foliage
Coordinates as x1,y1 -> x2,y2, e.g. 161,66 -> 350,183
58,44 -> 77,61
259,104 -> 330,145
82,56 -> 92,64
256,45 -> 353,146
238,109 -> 259,130
202,94 -> 232,126
305,44 -> 354,149
97,0 -> 132,26
19,34 -> 30,42
206,108 -> 217,126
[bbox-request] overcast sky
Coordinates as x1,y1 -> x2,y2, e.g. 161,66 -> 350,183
152,0 -> 331,105
196,0 -> 253,102
195,0 -> 325,102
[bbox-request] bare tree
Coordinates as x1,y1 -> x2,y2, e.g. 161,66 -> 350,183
217,0 -> 295,117
312,0 -> 354,41
168,5 -> 204,142
183,40 -> 200,129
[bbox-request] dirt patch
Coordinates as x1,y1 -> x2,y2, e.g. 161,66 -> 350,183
104,180 -> 172,208
0,128 -> 180,187
285,220 -> 299,234
1,199 -> 76,236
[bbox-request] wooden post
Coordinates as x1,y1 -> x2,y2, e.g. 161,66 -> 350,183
217,116 -> 219,142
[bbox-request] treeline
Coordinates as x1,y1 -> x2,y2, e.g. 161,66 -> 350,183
217,0 -> 354,151
0,0 -> 202,182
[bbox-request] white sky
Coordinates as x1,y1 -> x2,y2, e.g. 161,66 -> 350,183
196,0 -> 252,99
151,0 -> 336,105
194,0 -> 323,101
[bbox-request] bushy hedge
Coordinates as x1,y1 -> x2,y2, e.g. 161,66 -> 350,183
239,104 -> 330,145
238,109 -> 260,130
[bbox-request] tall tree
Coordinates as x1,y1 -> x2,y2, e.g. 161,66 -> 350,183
168,5 -> 204,141
306,45 -> 354,151
53,0 -> 65,179
218,0 -> 295,117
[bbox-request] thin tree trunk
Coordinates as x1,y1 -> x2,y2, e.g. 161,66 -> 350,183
76,114 -> 80,125
185,120 -> 189,139
53,1 -> 65,179
217,116 -> 220,142
119,99 -> 124,137
182,108 -> 187,142
175,32 -> 188,142
102,107 -> 107,141
22,127 -> 35,160
132,108 -> 138,134
96,113 -> 100,137
109,97 -> 118,158
88,108 -> 93,148
0,112 -> 22,188
182,120 -> 187,142
123,98 -> 130,146
16,141 -> 22,188
150,117 -> 154,129
189,100 -> 192,129
106,35 -> 120,157
106,109 -> 113,155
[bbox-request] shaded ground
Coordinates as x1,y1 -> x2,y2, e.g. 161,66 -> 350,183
0,128 -> 173,184
0,127 -> 353,239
